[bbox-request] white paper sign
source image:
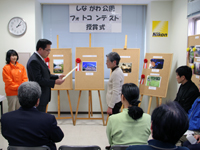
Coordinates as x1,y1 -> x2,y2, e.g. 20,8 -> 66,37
196,75 -> 199,79
150,73 -> 160,76
120,56 -> 130,58
69,5 -> 122,32
82,55 -> 97,57
195,36 -> 199,39
53,55 -> 63,57
123,73 -> 128,76
151,69 -> 159,72
86,73 -> 94,75
149,86 -> 156,90
153,56 -> 163,58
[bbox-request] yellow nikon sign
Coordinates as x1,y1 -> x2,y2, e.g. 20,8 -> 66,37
152,21 -> 168,37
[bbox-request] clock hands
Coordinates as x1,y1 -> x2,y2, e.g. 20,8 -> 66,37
16,21 -> 22,28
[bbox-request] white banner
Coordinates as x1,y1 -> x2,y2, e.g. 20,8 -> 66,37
69,5 -> 122,32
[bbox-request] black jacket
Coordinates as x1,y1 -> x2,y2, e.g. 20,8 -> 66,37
1,107 -> 64,150
174,80 -> 199,113
27,53 -> 58,106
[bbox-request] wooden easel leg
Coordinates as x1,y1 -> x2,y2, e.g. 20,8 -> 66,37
74,90 -> 82,125
57,90 -> 60,118
139,94 -> 143,107
98,90 -> 105,125
156,97 -> 159,107
106,114 -> 109,126
159,97 -> 162,106
45,104 -> 48,113
67,90 -> 75,125
147,96 -> 152,114
88,90 -> 91,118
90,91 -> 93,116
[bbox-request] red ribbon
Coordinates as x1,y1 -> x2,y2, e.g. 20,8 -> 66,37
140,74 -> 145,84
44,57 -> 50,69
143,59 -> 148,69
76,58 -> 81,71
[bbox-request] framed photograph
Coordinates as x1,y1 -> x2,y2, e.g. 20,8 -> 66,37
53,59 -> 64,73
195,45 -> 200,58
119,63 -> 132,73
194,62 -> 200,75
146,76 -> 162,87
149,59 -> 164,69
189,46 -> 195,63
82,61 -> 97,72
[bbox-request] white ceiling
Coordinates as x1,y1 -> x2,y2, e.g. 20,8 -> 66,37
37,0 -> 172,5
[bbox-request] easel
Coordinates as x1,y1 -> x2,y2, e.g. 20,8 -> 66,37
139,95 -> 162,114
105,35 -> 128,126
46,35 -> 75,125
74,33 -> 105,125
138,53 -> 173,114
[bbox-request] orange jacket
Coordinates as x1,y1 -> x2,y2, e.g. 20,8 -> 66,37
2,62 -> 28,96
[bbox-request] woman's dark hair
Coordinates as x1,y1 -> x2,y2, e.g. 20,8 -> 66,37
122,83 -> 143,120
6,49 -> 19,64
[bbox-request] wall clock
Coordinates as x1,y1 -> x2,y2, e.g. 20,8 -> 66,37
8,17 -> 27,36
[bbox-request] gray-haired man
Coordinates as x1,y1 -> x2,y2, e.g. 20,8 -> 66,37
1,81 -> 64,150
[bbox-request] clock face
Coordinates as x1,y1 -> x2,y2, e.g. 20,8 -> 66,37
8,17 -> 27,36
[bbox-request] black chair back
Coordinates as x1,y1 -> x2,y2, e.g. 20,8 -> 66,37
7,146 -> 50,150
58,145 -> 101,150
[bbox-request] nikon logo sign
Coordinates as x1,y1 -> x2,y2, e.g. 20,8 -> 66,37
152,32 -> 168,37
152,21 -> 168,37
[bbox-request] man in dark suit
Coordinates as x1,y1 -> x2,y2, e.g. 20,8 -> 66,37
27,39 -> 65,112
1,81 -> 64,150
174,65 -> 199,113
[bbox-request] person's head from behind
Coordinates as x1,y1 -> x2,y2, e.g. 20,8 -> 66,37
36,39 -> 52,59
106,52 -> 120,69
176,65 -> 192,84
121,83 -> 143,120
151,101 -> 189,145
18,81 -> 41,108
6,49 -> 19,65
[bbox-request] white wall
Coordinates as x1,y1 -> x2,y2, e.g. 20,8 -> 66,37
0,0 -> 38,112
0,0 -> 188,114
145,0 -> 188,114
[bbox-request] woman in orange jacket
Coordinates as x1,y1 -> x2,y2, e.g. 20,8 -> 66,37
2,50 -> 28,112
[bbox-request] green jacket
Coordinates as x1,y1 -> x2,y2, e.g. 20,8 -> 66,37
106,108 -> 151,146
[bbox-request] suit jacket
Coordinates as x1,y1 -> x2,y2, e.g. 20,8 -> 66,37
1,107 -> 64,150
106,67 -> 124,108
27,53 -> 58,105
174,80 -> 199,113
126,139 -> 189,150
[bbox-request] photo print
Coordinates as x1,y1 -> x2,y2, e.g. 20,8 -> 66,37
53,59 -> 64,73
194,62 -> 200,75
149,59 -> 164,69
119,63 -> 132,73
195,45 -> 200,58
189,46 -> 195,63
82,61 -> 97,71
146,76 -> 161,87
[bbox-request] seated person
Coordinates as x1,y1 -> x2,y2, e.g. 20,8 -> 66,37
127,101 -> 189,150
1,81 -> 64,150
178,97 -> 200,146
106,83 -> 151,147
183,134 -> 200,150
174,65 -> 199,113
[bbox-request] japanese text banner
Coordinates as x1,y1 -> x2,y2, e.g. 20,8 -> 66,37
69,5 -> 122,32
